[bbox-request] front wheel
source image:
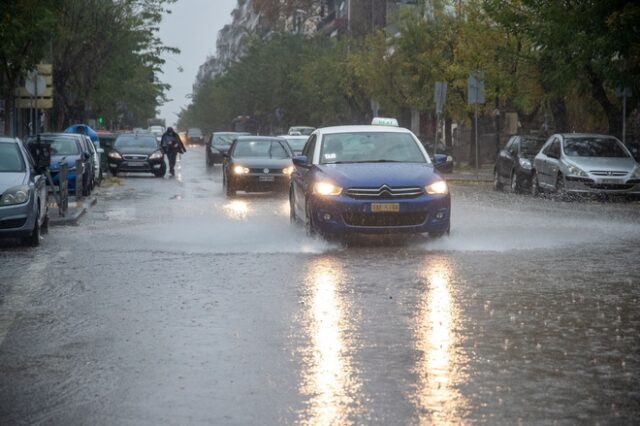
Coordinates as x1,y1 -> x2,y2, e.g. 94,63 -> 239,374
110,168 -> 118,177
494,169 -> 504,191
530,171 -> 540,197
304,199 -> 316,236
154,162 -> 167,177
510,170 -> 520,193
224,173 -> 236,197
556,173 -> 568,200
24,209 -> 41,247
289,188 -> 297,224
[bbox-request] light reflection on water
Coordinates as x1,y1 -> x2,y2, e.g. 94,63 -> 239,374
299,257 -> 360,426
223,200 -> 249,220
413,256 -> 468,424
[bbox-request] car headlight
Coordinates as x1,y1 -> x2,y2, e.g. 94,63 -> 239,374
1,185 -> 30,206
282,166 -> 295,176
567,164 -> 588,177
425,180 -> 448,195
149,150 -> 164,160
633,167 -> 640,178
233,165 -> 250,175
314,181 -> 342,196
519,158 -> 532,169
446,155 -> 453,162
108,151 -> 122,160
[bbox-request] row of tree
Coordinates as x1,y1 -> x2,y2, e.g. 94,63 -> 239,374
179,0 -> 639,144
0,0 -> 176,134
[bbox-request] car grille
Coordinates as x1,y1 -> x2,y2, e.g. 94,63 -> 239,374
586,183 -> 635,190
123,154 -> 148,161
589,170 -> 627,177
0,218 -> 27,229
345,185 -> 424,199
249,168 -> 281,174
342,212 -> 427,227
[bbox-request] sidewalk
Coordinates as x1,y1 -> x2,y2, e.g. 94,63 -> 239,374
443,164 -> 494,183
48,196 -> 97,226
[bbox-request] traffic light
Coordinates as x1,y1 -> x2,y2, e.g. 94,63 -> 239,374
98,115 -> 104,125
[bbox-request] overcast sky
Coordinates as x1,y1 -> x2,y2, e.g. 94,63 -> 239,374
157,0 -> 238,127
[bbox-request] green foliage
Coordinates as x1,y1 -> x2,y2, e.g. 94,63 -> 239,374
51,0 -> 178,128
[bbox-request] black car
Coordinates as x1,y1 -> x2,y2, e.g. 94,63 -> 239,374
205,132 -> 249,167
187,128 -> 204,144
107,132 -> 166,177
494,135 -> 546,192
222,136 -> 294,197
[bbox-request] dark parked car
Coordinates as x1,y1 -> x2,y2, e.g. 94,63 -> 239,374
107,132 -> 166,177
0,137 -> 48,246
29,133 -> 94,196
222,136 -> 294,196
205,132 -> 249,167
494,135 -> 546,192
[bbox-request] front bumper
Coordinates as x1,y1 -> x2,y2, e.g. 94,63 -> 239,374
231,174 -> 290,192
564,176 -> 640,194
110,158 -> 164,173
309,193 -> 451,235
0,197 -> 36,237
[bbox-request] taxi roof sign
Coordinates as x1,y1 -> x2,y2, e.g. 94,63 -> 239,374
371,117 -> 398,126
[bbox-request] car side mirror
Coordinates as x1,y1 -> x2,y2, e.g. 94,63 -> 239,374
292,155 -> 309,168
83,152 -> 91,160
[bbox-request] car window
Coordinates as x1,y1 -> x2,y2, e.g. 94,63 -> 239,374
283,137 -> 308,152
504,137 -> 516,153
509,139 -> 519,155
302,134 -> 316,158
0,143 -> 26,172
213,134 -> 236,146
114,135 -> 158,149
520,138 -> 545,156
233,140 -> 291,159
563,137 -> 629,158
43,137 -> 80,156
319,132 -> 426,164
543,138 -> 560,157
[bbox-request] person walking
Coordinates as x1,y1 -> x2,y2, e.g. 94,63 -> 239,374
161,127 -> 186,176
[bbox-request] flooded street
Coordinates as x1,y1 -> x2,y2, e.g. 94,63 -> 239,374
1,147 -> 639,424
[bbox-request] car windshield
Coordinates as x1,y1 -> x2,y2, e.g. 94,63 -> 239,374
319,132 -> 426,164
563,137 -> 629,158
188,128 -> 202,137
213,134 -> 237,146
283,137 -> 307,151
114,135 -> 158,149
233,140 -> 290,159
44,136 -> 80,156
520,138 -> 545,156
0,143 -> 25,172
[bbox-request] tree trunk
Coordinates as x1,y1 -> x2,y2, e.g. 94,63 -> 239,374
549,97 -> 569,133
468,111 -> 477,167
586,65 -> 621,138
444,116 -> 452,149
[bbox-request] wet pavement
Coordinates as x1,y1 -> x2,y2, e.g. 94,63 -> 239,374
1,146 -> 639,425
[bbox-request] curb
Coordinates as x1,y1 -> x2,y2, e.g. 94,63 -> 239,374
49,196 -> 97,226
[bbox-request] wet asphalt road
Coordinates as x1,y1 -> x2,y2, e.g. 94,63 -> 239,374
1,146 -> 639,425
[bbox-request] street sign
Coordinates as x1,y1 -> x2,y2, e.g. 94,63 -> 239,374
434,81 -> 447,114
25,72 -> 47,97
467,71 -> 485,105
615,86 -> 632,98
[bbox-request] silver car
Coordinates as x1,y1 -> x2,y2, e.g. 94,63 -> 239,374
0,137 -> 49,246
532,133 -> 640,196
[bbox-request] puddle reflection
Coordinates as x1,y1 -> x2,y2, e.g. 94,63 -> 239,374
223,200 -> 249,220
414,256 -> 467,424
299,257 -> 360,425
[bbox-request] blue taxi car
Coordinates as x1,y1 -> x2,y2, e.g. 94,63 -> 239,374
289,119 -> 450,237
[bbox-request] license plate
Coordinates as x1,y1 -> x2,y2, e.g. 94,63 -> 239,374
371,203 -> 400,212
127,162 -> 145,167
601,178 -> 620,184
259,175 -> 275,182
